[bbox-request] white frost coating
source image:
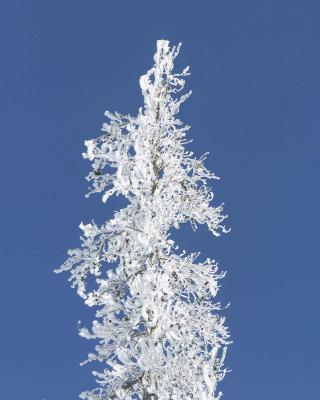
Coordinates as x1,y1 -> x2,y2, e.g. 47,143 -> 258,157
56,40 -> 231,399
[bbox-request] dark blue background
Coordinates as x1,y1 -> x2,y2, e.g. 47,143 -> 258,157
1,1 -> 319,399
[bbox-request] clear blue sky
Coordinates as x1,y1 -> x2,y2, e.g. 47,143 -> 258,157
1,1 -> 319,399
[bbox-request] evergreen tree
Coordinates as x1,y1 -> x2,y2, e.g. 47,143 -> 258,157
56,40 -> 230,400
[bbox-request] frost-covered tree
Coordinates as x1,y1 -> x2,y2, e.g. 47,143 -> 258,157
56,40 -> 230,400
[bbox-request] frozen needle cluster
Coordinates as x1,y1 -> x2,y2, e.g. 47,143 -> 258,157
56,40 -> 230,400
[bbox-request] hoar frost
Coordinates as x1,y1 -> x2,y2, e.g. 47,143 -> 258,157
56,40 -> 231,400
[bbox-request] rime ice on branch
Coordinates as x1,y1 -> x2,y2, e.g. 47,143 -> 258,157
56,40 -> 230,400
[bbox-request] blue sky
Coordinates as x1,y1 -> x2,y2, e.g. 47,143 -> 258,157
1,1 -> 319,399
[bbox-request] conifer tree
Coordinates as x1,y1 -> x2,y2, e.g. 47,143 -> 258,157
56,40 -> 230,400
